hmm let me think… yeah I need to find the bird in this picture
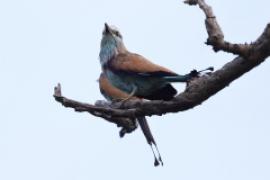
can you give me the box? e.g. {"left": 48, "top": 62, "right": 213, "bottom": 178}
{"left": 99, "top": 23, "right": 200, "bottom": 101}
{"left": 98, "top": 72, "right": 163, "bottom": 166}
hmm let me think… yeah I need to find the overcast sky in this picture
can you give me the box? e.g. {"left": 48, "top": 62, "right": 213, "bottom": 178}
{"left": 1, "top": 0, "right": 270, "bottom": 180}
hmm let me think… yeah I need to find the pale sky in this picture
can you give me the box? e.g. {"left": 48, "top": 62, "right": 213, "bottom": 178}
{"left": 1, "top": 0, "right": 270, "bottom": 180}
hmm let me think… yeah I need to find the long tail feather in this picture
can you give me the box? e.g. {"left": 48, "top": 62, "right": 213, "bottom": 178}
{"left": 163, "top": 67, "right": 214, "bottom": 83}
{"left": 162, "top": 74, "right": 190, "bottom": 82}
{"left": 137, "top": 117, "right": 163, "bottom": 166}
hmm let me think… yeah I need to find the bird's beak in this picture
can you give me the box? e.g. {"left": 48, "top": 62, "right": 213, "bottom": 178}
{"left": 104, "top": 23, "right": 112, "bottom": 34}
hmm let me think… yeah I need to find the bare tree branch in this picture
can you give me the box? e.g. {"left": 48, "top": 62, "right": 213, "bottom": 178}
{"left": 54, "top": 84, "right": 137, "bottom": 132}
{"left": 185, "top": 0, "right": 252, "bottom": 57}
{"left": 53, "top": 0, "right": 270, "bottom": 130}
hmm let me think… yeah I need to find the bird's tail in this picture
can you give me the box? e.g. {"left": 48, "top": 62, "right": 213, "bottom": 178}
{"left": 137, "top": 117, "right": 163, "bottom": 166}
{"left": 162, "top": 74, "right": 191, "bottom": 82}
{"left": 162, "top": 66, "right": 214, "bottom": 83}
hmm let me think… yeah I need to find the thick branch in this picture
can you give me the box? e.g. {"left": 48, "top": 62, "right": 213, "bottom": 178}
{"left": 53, "top": 0, "right": 270, "bottom": 130}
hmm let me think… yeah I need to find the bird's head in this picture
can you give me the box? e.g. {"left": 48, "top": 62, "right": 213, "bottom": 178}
{"left": 100, "top": 23, "right": 126, "bottom": 51}
{"left": 102, "top": 23, "right": 123, "bottom": 39}
{"left": 99, "top": 23, "right": 126, "bottom": 65}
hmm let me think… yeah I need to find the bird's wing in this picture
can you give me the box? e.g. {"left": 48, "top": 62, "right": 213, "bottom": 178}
{"left": 99, "top": 73, "right": 137, "bottom": 100}
{"left": 109, "top": 53, "right": 178, "bottom": 77}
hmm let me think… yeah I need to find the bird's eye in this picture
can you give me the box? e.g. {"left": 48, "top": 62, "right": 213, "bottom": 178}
{"left": 113, "top": 31, "right": 122, "bottom": 38}
{"left": 115, "top": 31, "right": 120, "bottom": 36}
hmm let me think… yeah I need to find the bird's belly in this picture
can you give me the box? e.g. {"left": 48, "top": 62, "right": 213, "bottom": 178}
{"left": 105, "top": 70, "right": 167, "bottom": 96}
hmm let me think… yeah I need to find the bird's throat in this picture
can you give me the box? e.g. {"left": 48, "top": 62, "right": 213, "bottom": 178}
{"left": 99, "top": 38, "right": 118, "bottom": 66}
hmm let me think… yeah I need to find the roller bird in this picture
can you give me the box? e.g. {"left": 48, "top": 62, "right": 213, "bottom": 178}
{"left": 99, "top": 23, "right": 203, "bottom": 101}
{"left": 98, "top": 73, "right": 163, "bottom": 166}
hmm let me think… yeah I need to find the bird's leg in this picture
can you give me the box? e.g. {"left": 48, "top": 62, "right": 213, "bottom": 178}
{"left": 110, "top": 86, "right": 137, "bottom": 104}
{"left": 120, "top": 86, "right": 137, "bottom": 103}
